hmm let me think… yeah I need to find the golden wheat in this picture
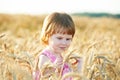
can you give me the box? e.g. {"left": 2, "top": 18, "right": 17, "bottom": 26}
{"left": 0, "top": 14, "right": 120, "bottom": 80}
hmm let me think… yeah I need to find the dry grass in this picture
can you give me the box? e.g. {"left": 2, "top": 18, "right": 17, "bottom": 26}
{"left": 0, "top": 14, "right": 120, "bottom": 80}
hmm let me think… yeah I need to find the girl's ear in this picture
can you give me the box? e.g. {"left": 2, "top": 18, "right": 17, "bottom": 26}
{"left": 47, "top": 34, "right": 52, "bottom": 44}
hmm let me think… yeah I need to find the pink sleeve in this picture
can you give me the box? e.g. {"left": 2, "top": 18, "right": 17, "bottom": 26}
{"left": 62, "top": 63, "right": 72, "bottom": 80}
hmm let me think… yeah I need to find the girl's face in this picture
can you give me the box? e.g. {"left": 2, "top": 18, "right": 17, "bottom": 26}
{"left": 48, "top": 33, "right": 72, "bottom": 54}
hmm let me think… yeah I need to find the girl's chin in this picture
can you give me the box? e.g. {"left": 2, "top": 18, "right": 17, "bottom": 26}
{"left": 54, "top": 48, "right": 67, "bottom": 54}
{"left": 57, "top": 50, "right": 66, "bottom": 53}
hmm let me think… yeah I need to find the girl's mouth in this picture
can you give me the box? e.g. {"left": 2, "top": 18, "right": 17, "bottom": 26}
{"left": 59, "top": 47, "right": 66, "bottom": 50}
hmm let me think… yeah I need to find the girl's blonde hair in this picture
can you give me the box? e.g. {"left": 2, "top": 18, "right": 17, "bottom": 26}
{"left": 40, "top": 12, "right": 75, "bottom": 45}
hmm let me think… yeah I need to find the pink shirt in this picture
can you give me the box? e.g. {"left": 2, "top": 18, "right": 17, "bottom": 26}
{"left": 33, "top": 49, "right": 72, "bottom": 80}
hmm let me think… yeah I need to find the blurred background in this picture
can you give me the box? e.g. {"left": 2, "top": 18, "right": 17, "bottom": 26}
{"left": 0, "top": 0, "right": 120, "bottom": 15}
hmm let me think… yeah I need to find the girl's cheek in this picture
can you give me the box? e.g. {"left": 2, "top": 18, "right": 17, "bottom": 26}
{"left": 67, "top": 40, "right": 72, "bottom": 44}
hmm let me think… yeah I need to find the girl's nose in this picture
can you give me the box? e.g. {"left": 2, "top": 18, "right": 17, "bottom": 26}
{"left": 62, "top": 39, "right": 67, "bottom": 44}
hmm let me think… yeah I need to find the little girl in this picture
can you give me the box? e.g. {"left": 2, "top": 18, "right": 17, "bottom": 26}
{"left": 33, "top": 12, "right": 76, "bottom": 80}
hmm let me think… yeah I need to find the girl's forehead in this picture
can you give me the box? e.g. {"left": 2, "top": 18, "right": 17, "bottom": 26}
{"left": 52, "top": 33, "right": 72, "bottom": 38}
{"left": 54, "top": 27, "right": 72, "bottom": 34}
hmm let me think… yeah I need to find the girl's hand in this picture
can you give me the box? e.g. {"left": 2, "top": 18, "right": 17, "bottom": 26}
{"left": 54, "top": 55, "right": 63, "bottom": 76}
{"left": 54, "top": 55, "right": 63, "bottom": 68}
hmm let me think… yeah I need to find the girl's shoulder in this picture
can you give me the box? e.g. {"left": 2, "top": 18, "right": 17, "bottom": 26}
{"left": 37, "top": 49, "right": 49, "bottom": 60}
{"left": 38, "top": 49, "right": 51, "bottom": 63}
{"left": 39, "top": 54, "right": 50, "bottom": 62}
{"left": 39, "top": 49, "right": 56, "bottom": 63}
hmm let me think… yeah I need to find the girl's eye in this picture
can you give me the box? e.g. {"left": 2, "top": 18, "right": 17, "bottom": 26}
{"left": 57, "top": 37, "right": 62, "bottom": 40}
{"left": 66, "top": 38, "right": 72, "bottom": 41}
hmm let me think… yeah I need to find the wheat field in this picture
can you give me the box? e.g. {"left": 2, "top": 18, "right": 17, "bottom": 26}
{"left": 0, "top": 14, "right": 120, "bottom": 80}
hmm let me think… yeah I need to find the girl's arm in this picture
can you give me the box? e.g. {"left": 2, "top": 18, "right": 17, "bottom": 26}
{"left": 38, "top": 55, "right": 55, "bottom": 78}
{"left": 32, "top": 55, "right": 49, "bottom": 80}
{"left": 38, "top": 55, "right": 50, "bottom": 69}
